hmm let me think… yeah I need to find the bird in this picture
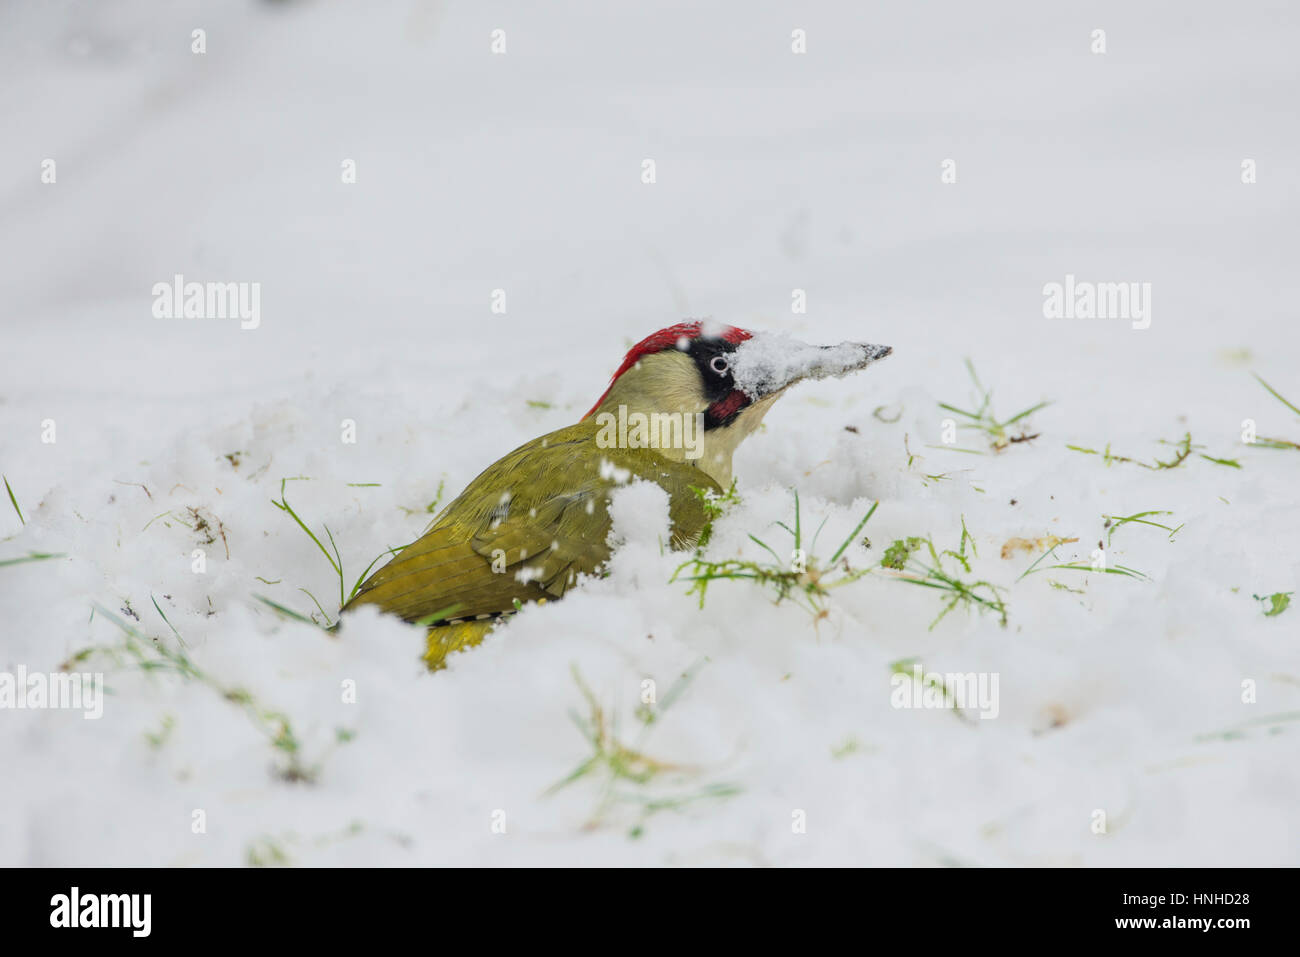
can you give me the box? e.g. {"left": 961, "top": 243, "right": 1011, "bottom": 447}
{"left": 342, "top": 320, "right": 892, "bottom": 668}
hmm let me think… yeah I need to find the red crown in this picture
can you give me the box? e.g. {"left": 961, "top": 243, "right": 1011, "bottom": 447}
{"left": 585, "top": 321, "right": 752, "bottom": 417}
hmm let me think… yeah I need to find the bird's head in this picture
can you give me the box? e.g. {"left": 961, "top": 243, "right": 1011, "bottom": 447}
{"left": 585, "top": 320, "right": 892, "bottom": 487}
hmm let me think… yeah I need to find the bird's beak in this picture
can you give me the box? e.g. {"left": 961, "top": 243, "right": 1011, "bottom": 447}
{"left": 730, "top": 335, "right": 893, "bottom": 401}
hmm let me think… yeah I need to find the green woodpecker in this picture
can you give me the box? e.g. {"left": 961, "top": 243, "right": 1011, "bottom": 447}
{"left": 343, "top": 321, "right": 891, "bottom": 668}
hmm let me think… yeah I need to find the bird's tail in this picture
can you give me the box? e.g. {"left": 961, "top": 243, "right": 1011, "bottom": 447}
{"left": 424, "top": 619, "right": 497, "bottom": 670}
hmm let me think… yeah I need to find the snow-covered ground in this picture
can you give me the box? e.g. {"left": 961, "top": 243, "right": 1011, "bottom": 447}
{"left": 2, "top": 0, "right": 1298, "bottom": 866}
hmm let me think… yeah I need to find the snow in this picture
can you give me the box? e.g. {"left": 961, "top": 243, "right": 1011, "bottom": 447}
{"left": 2, "top": 0, "right": 1299, "bottom": 866}
{"left": 730, "top": 334, "right": 891, "bottom": 398}
{"left": 605, "top": 481, "right": 671, "bottom": 550}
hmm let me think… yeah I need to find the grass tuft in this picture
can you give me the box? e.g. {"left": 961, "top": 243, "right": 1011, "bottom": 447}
{"left": 937, "top": 359, "right": 1050, "bottom": 452}
{"left": 1018, "top": 545, "right": 1148, "bottom": 583}
{"left": 1102, "top": 510, "right": 1183, "bottom": 546}
{"left": 687, "top": 478, "right": 741, "bottom": 552}
{"left": 75, "top": 603, "right": 341, "bottom": 782}
{"left": 671, "top": 493, "right": 878, "bottom": 620}
{"left": 881, "top": 521, "right": 1007, "bottom": 629}
{"left": 1070, "top": 433, "right": 1243, "bottom": 470}
{"left": 547, "top": 663, "right": 739, "bottom": 836}
{"left": 271, "top": 478, "right": 346, "bottom": 616}
{"left": 269, "top": 477, "right": 411, "bottom": 625}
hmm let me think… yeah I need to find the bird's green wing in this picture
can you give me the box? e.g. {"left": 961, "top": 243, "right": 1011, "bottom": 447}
{"left": 343, "top": 420, "right": 719, "bottom": 624}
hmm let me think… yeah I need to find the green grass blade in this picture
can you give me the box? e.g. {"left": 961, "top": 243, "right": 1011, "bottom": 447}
{"left": 3, "top": 476, "right": 23, "bottom": 525}
{"left": 746, "top": 535, "right": 784, "bottom": 565}
{"left": 348, "top": 545, "right": 406, "bottom": 603}
{"left": 792, "top": 490, "right": 801, "bottom": 552}
{"left": 1016, "top": 545, "right": 1060, "bottom": 582}
{"left": 830, "top": 501, "right": 879, "bottom": 564}
{"left": 1199, "top": 454, "right": 1241, "bottom": 468}
{"left": 254, "top": 594, "right": 325, "bottom": 627}
{"left": 0, "top": 551, "right": 65, "bottom": 568}
{"left": 936, "top": 402, "right": 983, "bottom": 421}
{"left": 151, "top": 593, "right": 187, "bottom": 647}
{"left": 1253, "top": 373, "right": 1300, "bottom": 417}
{"left": 412, "top": 603, "right": 467, "bottom": 627}
{"left": 1000, "top": 400, "right": 1052, "bottom": 427}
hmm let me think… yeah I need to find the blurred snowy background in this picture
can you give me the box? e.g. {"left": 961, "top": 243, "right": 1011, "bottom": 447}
{"left": 1, "top": 0, "right": 1297, "bottom": 865}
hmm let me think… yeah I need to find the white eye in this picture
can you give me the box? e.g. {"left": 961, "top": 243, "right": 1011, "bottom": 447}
{"left": 709, "top": 355, "right": 730, "bottom": 375}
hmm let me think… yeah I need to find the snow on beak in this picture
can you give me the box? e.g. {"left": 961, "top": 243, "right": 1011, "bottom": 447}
{"left": 729, "top": 335, "right": 893, "bottom": 400}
